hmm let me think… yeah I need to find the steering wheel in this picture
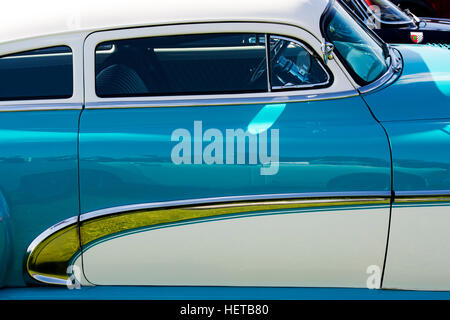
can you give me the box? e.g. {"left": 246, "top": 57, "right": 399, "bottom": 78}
{"left": 249, "top": 39, "right": 288, "bottom": 84}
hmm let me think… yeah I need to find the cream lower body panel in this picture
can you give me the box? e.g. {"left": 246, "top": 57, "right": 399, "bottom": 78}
{"left": 79, "top": 207, "right": 389, "bottom": 287}
{"left": 383, "top": 203, "right": 450, "bottom": 291}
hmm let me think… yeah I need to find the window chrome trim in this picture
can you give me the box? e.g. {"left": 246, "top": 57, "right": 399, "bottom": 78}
{"left": 85, "top": 89, "right": 357, "bottom": 109}
{"left": 85, "top": 22, "right": 359, "bottom": 106}
{"left": 93, "top": 33, "right": 332, "bottom": 98}
{"left": 265, "top": 34, "right": 272, "bottom": 93}
{"left": 269, "top": 35, "right": 331, "bottom": 91}
{"left": 0, "top": 33, "right": 86, "bottom": 110}
{"left": 358, "top": 63, "right": 395, "bottom": 94}
{"left": 323, "top": 1, "right": 400, "bottom": 92}
{"left": 0, "top": 102, "right": 82, "bottom": 112}
{"left": 271, "top": 83, "right": 331, "bottom": 90}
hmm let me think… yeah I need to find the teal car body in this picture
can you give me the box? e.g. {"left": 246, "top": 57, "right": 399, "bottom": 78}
{"left": 0, "top": 0, "right": 449, "bottom": 294}
{"left": 363, "top": 45, "right": 450, "bottom": 192}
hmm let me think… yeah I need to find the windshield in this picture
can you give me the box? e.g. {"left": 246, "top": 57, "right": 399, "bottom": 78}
{"left": 359, "top": 0, "right": 412, "bottom": 23}
{"left": 324, "top": 2, "right": 389, "bottom": 84}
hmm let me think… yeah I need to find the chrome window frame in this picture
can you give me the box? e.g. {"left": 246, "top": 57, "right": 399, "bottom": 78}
{"left": 84, "top": 22, "right": 359, "bottom": 109}
{"left": 321, "top": 0, "right": 401, "bottom": 89}
{"left": 0, "top": 46, "right": 74, "bottom": 101}
{"left": 0, "top": 33, "right": 85, "bottom": 112}
{"left": 358, "top": 46, "right": 402, "bottom": 94}
{"left": 268, "top": 34, "right": 332, "bottom": 91}
{"left": 95, "top": 32, "right": 270, "bottom": 97}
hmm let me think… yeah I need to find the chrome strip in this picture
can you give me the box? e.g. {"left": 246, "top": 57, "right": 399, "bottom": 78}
{"left": 26, "top": 191, "right": 391, "bottom": 286}
{"left": 265, "top": 34, "right": 271, "bottom": 93}
{"left": 358, "top": 64, "right": 395, "bottom": 94}
{"left": 26, "top": 190, "right": 450, "bottom": 286}
{"left": 271, "top": 83, "right": 330, "bottom": 90}
{"left": 25, "top": 216, "right": 78, "bottom": 258}
{"left": 395, "top": 190, "right": 450, "bottom": 197}
{"left": 32, "top": 274, "right": 68, "bottom": 286}
{"left": 81, "top": 191, "right": 391, "bottom": 221}
{"left": 395, "top": 198, "right": 450, "bottom": 204}
{"left": 0, "top": 103, "right": 82, "bottom": 112}
{"left": 394, "top": 190, "right": 450, "bottom": 204}
{"left": 24, "top": 215, "right": 79, "bottom": 286}
{"left": 85, "top": 90, "right": 357, "bottom": 109}
{"left": 26, "top": 191, "right": 391, "bottom": 256}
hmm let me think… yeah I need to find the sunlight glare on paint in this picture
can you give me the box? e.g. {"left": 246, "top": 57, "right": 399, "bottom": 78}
{"left": 408, "top": 46, "right": 450, "bottom": 97}
{"left": 247, "top": 104, "right": 286, "bottom": 135}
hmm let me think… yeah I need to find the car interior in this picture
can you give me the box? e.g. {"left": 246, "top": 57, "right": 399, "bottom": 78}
{"left": 94, "top": 33, "right": 330, "bottom": 98}
{"left": 0, "top": 46, "right": 73, "bottom": 100}
{"left": 95, "top": 34, "right": 269, "bottom": 97}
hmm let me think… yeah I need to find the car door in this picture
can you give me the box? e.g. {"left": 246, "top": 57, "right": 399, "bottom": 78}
{"left": 78, "top": 23, "right": 392, "bottom": 287}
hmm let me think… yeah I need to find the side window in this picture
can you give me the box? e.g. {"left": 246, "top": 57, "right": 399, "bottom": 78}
{"left": 95, "top": 33, "right": 268, "bottom": 97}
{"left": 0, "top": 46, "right": 73, "bottom": 101}
{"left": 269, "top": 36, "right": 330, "bottom": 90}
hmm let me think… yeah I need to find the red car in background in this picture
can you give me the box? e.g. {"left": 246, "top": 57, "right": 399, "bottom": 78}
{"left": 391, "top": 0, "right": 450, "bottom": 18}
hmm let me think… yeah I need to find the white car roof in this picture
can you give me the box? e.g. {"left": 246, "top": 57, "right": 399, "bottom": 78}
{"left": 0, "top": 0, "right": 330, "bottom": 45}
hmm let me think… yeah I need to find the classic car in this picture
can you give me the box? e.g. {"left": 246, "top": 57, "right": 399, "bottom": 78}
{"left": 0, "top": 0, "right": 449, "bottom": 295}
{"left": 340, "top": 0, "right": 450, "bottom": 48}
{"left": 391, "top": 0, "right": 450, "bottom": 18}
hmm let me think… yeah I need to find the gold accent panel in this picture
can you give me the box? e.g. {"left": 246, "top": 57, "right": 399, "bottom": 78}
{"left": 26, "top": 224, "right": 79, "bottom": 283}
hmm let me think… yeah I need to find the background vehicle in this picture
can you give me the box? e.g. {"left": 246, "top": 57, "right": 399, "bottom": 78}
{"left": 0, "top": 0, "right": 450, "bottom": 297}
{"left": 341, "top": 0, "right": 450, "bottom": 47}
{"left": 391, "top": 0, "right": 450, "bottom": 18}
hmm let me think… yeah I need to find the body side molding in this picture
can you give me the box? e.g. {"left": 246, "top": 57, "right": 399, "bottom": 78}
{"left": 27, "top": 191, "right": 397, "bottom": 285}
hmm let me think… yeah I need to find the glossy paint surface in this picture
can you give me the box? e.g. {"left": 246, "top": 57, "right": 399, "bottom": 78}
{"left": 360, "top": 44, "right": 450, "bottom": 291}
{"left": 363, "top": 45, "right": 450, "bottom": 121}
{"left": 383, "top": 120, "right": 450, "bottom": 192}
{"left": 77, "top": 96, "right": 392, "bottom": 287}
{"left": 79, "top": 97, "right": 391, "bottom": 213}
{"left": 0, "top": 110, "right": 80, "bottom": 286}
